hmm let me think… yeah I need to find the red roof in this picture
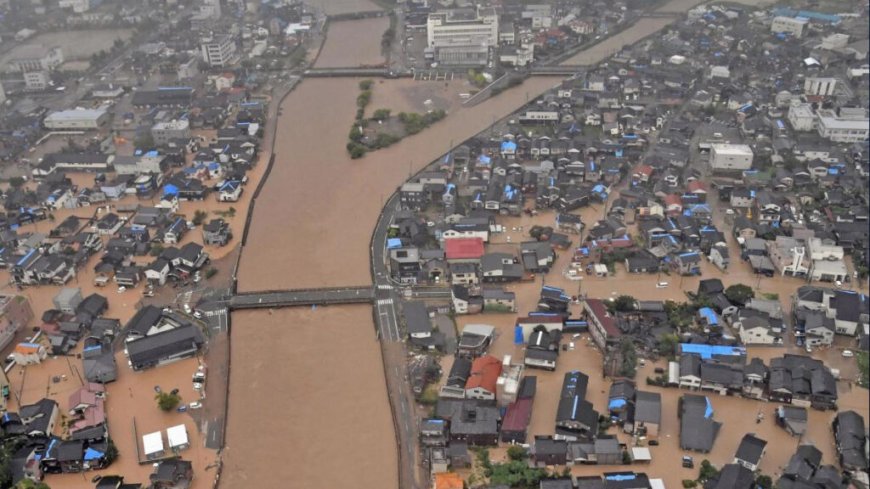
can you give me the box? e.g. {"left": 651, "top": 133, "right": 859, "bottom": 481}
{"left": 585, "top": 299, "right": 621, "bottom": 338}
{"left": 445, "top": 237, "right": 485, "bottom": 260}
{"left": 634, "top": 165, "right": 654, "bottom": 176}
{"left": 465, "top": 355, "right": 503, "bottom": 393}
{"left": 687, "top": 180, "right": 708, "bottom": 193}
{"left": 502, "top": 398, "right": 533, "bottom": 432}
{"left": 663, "top": 194, "right": 682, "bottom": 208}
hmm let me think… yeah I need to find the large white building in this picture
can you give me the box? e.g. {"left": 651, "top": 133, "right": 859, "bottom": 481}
{"left": 427, "top": 8, "right": 498, "bottom": 48}
{"left": 201, "top": 36, "right": 238, "bottom": 67}
{"left": 710, "top": 144, "right": 754, "bottom": 172}
{"left": 10, "top": 45, "right": 64, "bottom": 73}
{"left": 770, "top": 16, "right": 808, "bottom": 38}
{"left": 43, "top": 108, "right": 109, "bottom": 130}
{"left": 804, "top": 76, "right": 838, "bottom": 96}
{"left": 816, "top": 108, "right": 870, "bottom": 143}
{"left": 788, "top": 103, "right": 816, "bottom": 131}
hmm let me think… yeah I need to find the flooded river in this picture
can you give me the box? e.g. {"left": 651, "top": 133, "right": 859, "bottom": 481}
{"left": 221, "top": 306, "right": 397, "bottom": 489}
{"left": 236, "top": 76, "right": 556, "bottom": 291}
{"left": 316, "top": 17, "right": 390, "bottom": 68}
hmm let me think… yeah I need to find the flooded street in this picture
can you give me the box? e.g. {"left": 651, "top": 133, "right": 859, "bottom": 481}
{"left": 221, "top": 306, "right": 397, "bottom": 489}
{"left": 315, "top": 17, "right": 390, "bottom": 68}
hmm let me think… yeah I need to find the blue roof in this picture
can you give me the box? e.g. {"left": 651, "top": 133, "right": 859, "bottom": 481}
{"left": 606, "top": 474, "right": 637, "bottom": 481}
{"left": 163, "top": 184, "right": 179, "bottom": 196}
{"left": 515, "top": 325, "right": 524, "bottom": 344}
{"left": 478, "top": 155, "right": 491, "bottom": 165}
{"left": 501, "top": 141, "right": 517, "bottom": 152}
{"left": 386, "top": 238, "right": 402, "bottom": 249}
{"left": 609, "top": 398, "right": 627, "bottom": 410}
{"left": 680, "top": 343, "right": 745, "bottom": 359}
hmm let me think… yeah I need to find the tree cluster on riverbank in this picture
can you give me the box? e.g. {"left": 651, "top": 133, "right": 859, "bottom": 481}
{"left": 346, "top": 80, "right": 447, "bottom": 159}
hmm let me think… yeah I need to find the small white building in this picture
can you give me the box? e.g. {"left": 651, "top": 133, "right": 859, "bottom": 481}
{"left": 816, "top": 108, "right": 870, "bottom": 143}
{"left": 143, "top": 431, "right": 165, "bottom": 460}
{"left": 710, "top": 144, "right": 753, "bottom": 172}
{"left": 166, "top": 424, "right": 190, "bottom": 451}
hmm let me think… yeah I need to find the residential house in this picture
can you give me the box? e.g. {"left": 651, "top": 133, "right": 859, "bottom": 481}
{"left": 150, "top": 458, "right": 194, "bottom": 489}
{"left": 733, "top": 434, "right": 767, "bottom": 472}
{"left": 584, "top": 299, "right": 621, "bottom": 350}
{"left": 833, "top": 411, "right": 868, "bottom": 471}
{"left": 465, "top": 355, "right": 502, "bottom": 401}
{"left": 679, "top": 394, "right": 720, "bottom": 453}
{"left": 202, "top": 219, "right": 232, "bottom": 246}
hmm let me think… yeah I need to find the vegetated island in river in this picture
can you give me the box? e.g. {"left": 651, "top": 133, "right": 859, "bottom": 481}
{"left": 347, "top": 79, "right": 446, "bottom": 159}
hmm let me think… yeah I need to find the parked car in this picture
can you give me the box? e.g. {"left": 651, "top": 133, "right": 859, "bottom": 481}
{"left": 682, "top": 456, "right": 694, "bottom": 468}
{"left": 842, "top": 350, "right": 854, "bottom": 358}
{"left": 189, "top": 401, "right": 202, "bottom": 410}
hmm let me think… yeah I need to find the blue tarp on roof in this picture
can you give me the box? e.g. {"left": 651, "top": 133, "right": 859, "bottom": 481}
{"left": 605, "top": 474, "right": 637, "bottom": 481}
{"left": 84, "top": 448, "right": 104, "bottom": 461}
{"left": 699, "top": 307, "right": 719, "bottom": 326}
{"left": 501, "top": 141, "right": 517, "bottom": 152}
{"left": 705, "top": 397, "right": 713, "bottom": 418}
{"left": 386, "top": 238, "right": 402, "bottom": 249}
{"left": 478, "top": 155, "right": 491, "bottom": 165}
{"left": 609, "top": 399, "right": 627, "bottom": 410}
{"left": 680, "top": 343, "right": 745, "bottom": 359}
{"left": 515, "top": 325, "right": 524, "bottom": 344}
{"left": 163, "top": 184, "right": 179, "bottom": 196}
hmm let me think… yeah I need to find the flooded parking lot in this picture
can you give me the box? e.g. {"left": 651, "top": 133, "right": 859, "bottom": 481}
{"left": 221, "top": 306, "right": 397, "bottom": 489}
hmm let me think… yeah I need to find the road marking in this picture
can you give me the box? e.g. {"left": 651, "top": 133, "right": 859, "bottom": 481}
{"left": 377, "top": 298, "right": 394, "bottom": 306}
{"left": 377, "top": 284, "right": 393, "bottom": 290}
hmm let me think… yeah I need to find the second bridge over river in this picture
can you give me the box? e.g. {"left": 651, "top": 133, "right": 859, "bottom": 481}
{"left": 228, "top": 286, "right": 376, "bottom": 309}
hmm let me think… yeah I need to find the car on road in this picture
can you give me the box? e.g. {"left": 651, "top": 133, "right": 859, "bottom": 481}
{"left": 656, "top": 282, "right": 669, "bottom": 288}
{"left": 842, "top": 350, "right": 854, "bottom": 358}
{"left": 189, "top": 401, "right": 202, "bottom": 410}
{"left": 177, "top": 405, "right": 188, "bottom": 413}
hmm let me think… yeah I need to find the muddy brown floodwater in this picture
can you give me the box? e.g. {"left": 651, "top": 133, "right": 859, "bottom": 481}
{"left": 221, "top": 306, "right": 397, "bottom": 489}
{"left": 316, "top": 17, "right": 390, "bottom": 68}
{"left": 237, "top": 76, "right": 556, "bottom": 291}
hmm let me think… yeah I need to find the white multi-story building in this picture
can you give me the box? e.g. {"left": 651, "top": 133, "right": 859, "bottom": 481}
{"left": 804, "top": 76, "right": 838, "bottom": 96}
{"left": 770, "top": 16, "right": 808, "bottom": 38}
{"left": 201, "top": 36, "right": 238, "bottom": 67}
{"left": 788, "top": 103, "right": 816, "bottom": 131}
{"left": 23, "top": 71, "right": 50, "bottom": 91}
{"left": 10, "top": 45, "right": 64, "bottom": 72}
{"left": 710, "top": 144, "right": 753, "bottom": 171}
{"left": 816, "top": 108, "right": 870, "bottom": 143}
{"left": 427, "top": 8, "right": 498, "bottom": 57}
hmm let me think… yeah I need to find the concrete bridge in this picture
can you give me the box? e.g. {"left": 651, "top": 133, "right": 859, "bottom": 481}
{"left": 228, "top": 286, "right": 375, "bottom": 309}
{"left": 529, "top": 66, "right": 586, "bottom": 76}
{"left": 303, "top": 68, "right": 407, "bottom": 78}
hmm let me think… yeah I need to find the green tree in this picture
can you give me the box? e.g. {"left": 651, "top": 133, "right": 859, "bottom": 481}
{"left": 619, "top": 337, "right": 638, "bottom": 378}
{"left": 372, "top": 108, "right": 391, "bottom": 121}
{"left": 657, "top": 333, "right": 681, "bottom": 359}
{"left": 612, "top": 295, "right": 636, "bottom": 312}
{"left": 724, "top": 284, "right": 755, "bottom": 305}
{"left": 105, "top": 438, "right": 119, "bottom": 465}
{"left": 150, "top": 244, "right": 165, "bottom": 257}
{"left": 755, "top": 475, "right": 773, "bottom": 489}
{"left": 698, "top": 460, "right": 719, "bottom": 482}
{"left": 857, "top": 351, "right": 869, "bottom": 388}
{"left": 134, "top": 133, "right": 155, "bottom": 150}
{"left": 506, "top": 445, "right": 527, "bottom": 461}
{"left": 155, "top": 392, "right": 181, "bottom": 412}
{"left": 15, "top": 480, "right": 51, "bottom": 489}
{"left": 8, "top": 177, "right": 25, "bottom": 189}
{"left": 358, "top": 79, "right": 373, "bottom": 90}
{"left": 192, "top": 210, "right": 208, "bottom": 226}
